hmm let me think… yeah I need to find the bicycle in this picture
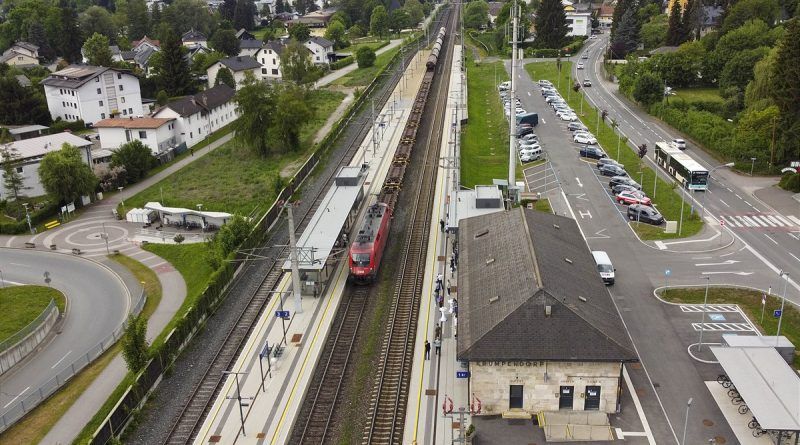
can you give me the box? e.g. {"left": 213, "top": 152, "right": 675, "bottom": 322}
{"left": 717, "top": 374, "right": 733, "bottom": 388}
{"left": 753, "top": 427, "right": 767, "bottom": 438}
{"left": 738, "top": 404, "right": 749, "bottom": 414}
{"left": 727, "top": 388, "right": 739, "bottom": 398}
{"left": 731, "top": 396, "right": 744, "bottom": 405}
{"left": 748, "top": 418, "right": 760, "bottom": 429}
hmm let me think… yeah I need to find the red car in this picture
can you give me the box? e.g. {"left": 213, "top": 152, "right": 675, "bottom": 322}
{"left": 616, "top": 190, "right": 651, "bottom": 206}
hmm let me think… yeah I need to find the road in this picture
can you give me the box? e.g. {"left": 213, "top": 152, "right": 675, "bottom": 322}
{"left": 507, "top": 50, "right": 795, "bottom": 444}
{"left": 576, "top": 35, "right": 800, "bottom": 300}
{"left": 0, "top": 249, "right": 130, "bottom": 421}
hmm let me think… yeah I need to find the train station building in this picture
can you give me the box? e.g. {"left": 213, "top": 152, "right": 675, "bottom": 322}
{"left": 457, "top": 208, "right": 638, "bottom": 417}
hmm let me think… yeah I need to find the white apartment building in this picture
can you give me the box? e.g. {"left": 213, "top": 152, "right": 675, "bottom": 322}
{"left": 41, "top": 66, "right": 144, "bottom": 125}
{"left": 254, "top": 41, "right": 286, "bottom": 81}
{"left": 206, "top": 56, "right": 261, "bottom": 89}
{"left": 566, "top": 11, "right": 592, "bottom": 37}
{"left": 0, "top": 132, "right": 93, "bottom": 199}
{"left": 94, "top": 117, "right": 178, "bottom": 157}
{"left": 152, "top": 84, "right": 238, "bottom": 148}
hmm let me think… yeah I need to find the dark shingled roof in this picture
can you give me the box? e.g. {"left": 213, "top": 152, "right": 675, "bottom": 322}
{"left": 239, "top": 39, "right": 264, "bottom": 49}
{"left": 182, "top": 28, "right": 207, "bottom": 42}
{"left": 260, "top": 40, "right": 287, "bottom": 55}
{"left": 456, "top": 208, "right": 638, "bottom": 363}
{"left": 159, "top": 84, "right": 235, "bottom": 117}
{"left": 308, "top": 36, "right": 333, "bottom": 48}
{"left": 218, "top": 55, "right": 261, "bottom": 71}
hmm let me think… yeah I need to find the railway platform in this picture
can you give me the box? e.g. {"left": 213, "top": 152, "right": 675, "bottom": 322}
{"left": 403, "top": 44, "right": 473, "bottom": 445}
{"left": 191, "top": 49, "right": 431, "bottom": 445}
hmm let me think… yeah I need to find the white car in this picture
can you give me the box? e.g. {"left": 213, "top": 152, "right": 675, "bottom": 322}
{"left": 577, "top": 62, "right": 585, "bottom": 69}
{"left": 498, "top": 81, "right": 511, "bottom": 91}
{"left": 556, "top": 110, "right": 577, "bottom": 119}
{"left": 672, "top": 138, "right": 687, "bottom": 150}
{"left": 589, "top": 35, "right": 597, "bottom": 39}
{"left": 520, "top": 152, "right": 541, "bottom": 163}
{"left": 573, "top": 130, "right": 593, "bottom": 138}
{"left": 519, "top": 143, "right": 541, "bottom": 152}
{"left": 519, "top": 134, "right": 538, "bottom": 143}
{"left": 538, "top": 80, "right": 553, "bottom": 87}
{"left": 574, "top": 133, "right": 598, "bottom": 144}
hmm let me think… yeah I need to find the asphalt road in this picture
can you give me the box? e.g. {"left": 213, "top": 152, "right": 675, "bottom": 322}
{"left": 504, "top": 56, "right": 786, "bottom": 444}
{"left": 576, "top": 35, "right": 800, "bottom": 301}
{"left": 0, "top": 249, "right": 130, "bottom": 420}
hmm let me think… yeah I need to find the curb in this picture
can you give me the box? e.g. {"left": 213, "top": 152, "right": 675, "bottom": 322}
{"left": 635, "top": 224, "right": 736, "bottom": 254}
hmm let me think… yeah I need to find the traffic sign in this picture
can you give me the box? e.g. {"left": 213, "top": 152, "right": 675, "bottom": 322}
{"left": 774, "top": 310, "right": 782, "bottom": 318}
{"left": 275, "top": 310, "right": 290, "bottom": 319}
{"left": 456, "top": 371, "right": 470, "bottom": 379}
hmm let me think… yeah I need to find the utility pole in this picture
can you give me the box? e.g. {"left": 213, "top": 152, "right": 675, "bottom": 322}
{"left": 507, "top": 0, "right": 519, "bottom": 204}
{"left": 285, "top": 203, "right": 303, "bottom": 314}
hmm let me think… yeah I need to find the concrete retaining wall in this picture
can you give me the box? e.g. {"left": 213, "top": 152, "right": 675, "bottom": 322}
{"left": 0, "top": 301, "right": 59, "bottom": 375}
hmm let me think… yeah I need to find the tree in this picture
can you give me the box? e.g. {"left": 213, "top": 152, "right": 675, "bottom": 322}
{"left": 220, "top": 0, "right": 237, "bottom": 21}
{"left": 330, "top": 10, "right": 351, "bottom": 27}
{"left": 261, "top": 26, "right": 278, "bottom": 42}
{"left": 389, "top": 9, "right": 411, "bottom": 33}
{"left": 121, "top": 314, "right": 149, "bottom": 373}
{"left": 84, "top": 33, "right": 115, "bottom": 66}
{"left": 370, "top": 5, "right": 389, "bottom": 38}
{"left": 463, "top": 0, "right": 489, "bottom": 29}
{"left": 348, "top": 24, "right": 365, "bottom": 38}
{"left": 38, "top": 144, "right": 98, "bottom": 204}
{"left": 404, "top": 0, "right": 425, "bottom": 25}
{"left": 0, "top": 76, "right": 50, "bottom": 125}
{"left": 682, "top": 0, "right": 703, "bottom": 41}
{"left": 610, "top": 8, "right": 640, "bottom": 58}
{"left": 356, "top": 46, "right": 376, "bottom": 68}
{"left": 665, "top": 0, "right": 686, "bottom": 46}
{"left": 275, "top": 0, "right": 286, "bottom": 13}
{"left": 534, "top": 0, "right": 568, "bottom": 48}
{"left": 633, "top": 72, "right": 663, "bottom": 105}
{"left": 25, "top": 22, "right": 52, "bottom": 61}
{"left": 156, "top": 30, "right": 193, "bottom": 96}
{"left": 210, "top": 28, "right": 240, "bottom": 56}
{"left": 745, "top": 47, "right": 777, "bottom": 110}
{"left": 324, "top": 20, "right": 348, "bottom": 49}
{"left": 770, "top": 18, "right": 800, "bottom": 163}
{"left": 111, "top": 140, "right": 156, "bottom": 182}
{"left": 611, "top": 0, "right": 638, "bottom": 38}
{"left": 280, "top": 39, "right": 314, "bottom": 84}
{"left": 271, "top": 84, "right": 313, "bottom": 152}
{"left": 1, "top": 146, "right": 29, "bottom": 202}
{"left": 233, "top": 0, "right": 257, "bottom": 30}
{"left": 58, "top": 0, "right": 83, "bottom": 63}
{"left": 215, "top": 66, "right": 236, "bottom": 87}
{"left": 288, "top": 23, "right": 311, "bottom": 41}
{"left": 640, "top": 14, "right": 669, "bottom": 49}
{"left": 720, "top": 47, "right": 769, "bottom": 91}
{"left": 127, "top": 0, "right": 150, "bottom": 40}
{"left": 721, "top": 0, "right": 780, "bottom": 34}
{"left": 234, "top": 72, "right": 276, "bottom": 157}
{"left": 161, "top": 0, "right": 218, "bottom": 36}
{"left": 156, "top": 90, "right": 169, "bottom": 105}
{"left": 80, "top": 6, "right": 117, "bottom": 42}
{"left": 731, "top": 105, "right": 779, "bottom": 159}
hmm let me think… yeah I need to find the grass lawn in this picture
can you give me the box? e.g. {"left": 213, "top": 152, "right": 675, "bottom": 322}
{"left": 534, "top": 198, "right": 552, "bottom": 213}
{"left": 525, "top": 61, "right": 703, "bottom": 240}
{"left": 659, "top": 286, "right": 800, "bottom": 368}
{"left": 340, "top": 40, "right": 389, "bottom": 56}
{"left": 333, "top": 46, "right": 400, "bottom": 87}
{"left": 1, "top": 254, "right": 161, "bottom": 445}
{"left": 0, "top": 285, "right": 65, "bottom": 344}
{"left": 461, "top": 56, "right": 511, "bottom": 188}
{"left": 142, "top": 244, "right": 213, "bottom": 315}
{"left": 672, "top": 88, "right": 724, "bottom": 104}
{"left": 120, "top": 90, "right": 344, "bottom": 217}
{"left": 467, "top": 30, "right": 499, "bottom": 57}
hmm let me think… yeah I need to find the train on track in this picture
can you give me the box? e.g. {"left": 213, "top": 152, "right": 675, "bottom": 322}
{"left": 348, "top": 26, "right": 448, "bottom": 282}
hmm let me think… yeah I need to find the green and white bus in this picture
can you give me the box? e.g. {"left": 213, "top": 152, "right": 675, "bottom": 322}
{"left": 654, "top": 142, "right": 709, "bottom": 190}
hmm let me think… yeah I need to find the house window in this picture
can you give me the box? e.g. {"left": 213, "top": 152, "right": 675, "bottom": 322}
{"left": 271, "top": 69, "right": 278, "bottom": 75}
{"left": 128, "top": 108, "right": 133, "bottom": 114}
{"left": 117, "top": 73, "right": 122, "bottom": 79}
{"left": 16, "top": 166, "right": 22, "bottom": 173}
{"left": 101, "top": 113, "right": 106, "bottom": 119}
{"left": 272, "top": 58, "right": 276, "bottom": 64}
{"left": 125, "top": 130, "right": 131, "bottom": 141}
{"left": 119, "top": 85, "right": 124, "bottom": 91}
{"left": 190, "top": 132, "right": 193, "bottom": 138}
{"left": 99, "top": 100, "right": 103, "bottom": 106}
{"left": 138, "top": 131, "right": 147, "bottom": 138}
{"left": 95, "top": 77, "right": 99, "bottom": 82}
{"left": 262, "top": 68, "right": 267, "bottom": 74}
{"left": 121, "top": 97, "right": 126, "bottom": 103}
{"left": 62, "top": 101, "right": 65, "bottom": 107}
{"left": 97, "top": 88, "right": 101, "bottom": 94}
{"left": 123, "top": 109, "right": 127, "bottom": 115}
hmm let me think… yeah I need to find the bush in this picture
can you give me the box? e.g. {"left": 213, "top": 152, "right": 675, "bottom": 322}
{"left": 173, "top": 233, "right": 185, "bottom": 244}
{"left": 356, "top": 46, "right": 376, "bottom": 68}
{"left": 331, "top": 56, "right": 354, "bottom": 70}
{"left": 780, "top": 172, "right": 800, "bottom": 192}
{"left": 525, "top": 48, "right": 560, "bottom": 58}
{"left": 50, "top": 118, "right": 87, "bottom": 133}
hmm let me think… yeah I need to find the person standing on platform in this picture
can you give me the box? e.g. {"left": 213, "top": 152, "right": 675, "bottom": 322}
{"left": 434, "top": 337, "right": 442, "bottom": 355}
{"left": 440, "top": 219, "right": 445, "bottom": 232}
{"left": 435, "top": 324, "right": 441, "bottom": 340}
{"left": 446, "top": 280, "right": 451, "bottom": 295}
{"left": 425, "top": 340, "right": 430, "bottom": 359}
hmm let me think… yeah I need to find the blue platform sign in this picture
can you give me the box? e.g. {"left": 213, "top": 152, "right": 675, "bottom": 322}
{"left": 456, "top": 371, "right": 470, "bottom": 379}
{"left": 774, "top": 309, "right": 782, "bottom": 318}
{"left": 275, "top": 310, "right": 290, "bottom": 319}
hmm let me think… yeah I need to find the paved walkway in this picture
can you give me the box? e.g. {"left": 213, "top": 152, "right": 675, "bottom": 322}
{"left": 314, "top": 39, "right": 404, "bottom": 88}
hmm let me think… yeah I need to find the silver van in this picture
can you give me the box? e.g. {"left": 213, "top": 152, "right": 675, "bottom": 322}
{"left": 591, "top": 251, "right": 615, "bottom": 285}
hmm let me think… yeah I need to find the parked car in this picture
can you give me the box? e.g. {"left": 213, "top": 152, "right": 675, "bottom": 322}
{"left": 672, "top": 138, "right": 687, "bottom": 150}
{"left": 559, "top": 112, "right": 578, "bottom": 121}
{"left": 577, "top": 62, "right": 585, "bottom": 69}
{"left": 612, "top": 183, "right": 640, "bottom": 195}
{"left": 580, "top": 146, "right": 606, "bottom": 159}
{"left": 609, "top": 176, "right": 641, "bottom": 190}
{"left": 520, "top": 152, "right": 541, "bottom": 163}
{"left": 519, "top": 133, "right": 538, "bottom": 143}
{"left": 567, "top": 122, "right": 588, "bottom": 132}
{"left": 598, "top": 163, "right": 627, "bottom": 176}
{"left": 538, "top": 80, "right": 553, "bottom": 87}
{"left": 520, "top": 147, "right": 543, "bottom": 158}
{"left": 517, "top": 126, "right": 535, "bottom": 137}
{"left": 597, "top": 158, "right": 623, "bottom": 169}
{"left": 583, "top": 79, "right": 592, "bottom": 87}
{"left": 589, "top": 35, "right": 597, "bottom": 39}
{"left": 627, "top": 204, "right": 664, "bottom": 225}
{"left": 574, "top": 133, "right": 598, "bottom": 144}
{"left": 498, "top": 81, "right": 511, "bottom": 91}
{"left": 616, "top": 190, "right": 651, "bottom": 206}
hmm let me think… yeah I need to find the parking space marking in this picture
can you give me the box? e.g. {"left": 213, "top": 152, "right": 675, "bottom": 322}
{"left": 691, "top": 322, "right": 754, "bottom": 332}
{"left": 680, "top": 305, "right": 739, "bottom": 313}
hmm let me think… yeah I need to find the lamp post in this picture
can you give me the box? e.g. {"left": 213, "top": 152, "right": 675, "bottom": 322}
{"left": 22, "top": 202, "right": 33, "bottom": 234}
{"left": 701, "top": 163, "right": 736, "bottom": 220}
{"left": 118, "top": 186, "right": 125, "bottom": 217}
{"left": 682, "top": 398, "right": 693, "bottom": 445}
{"left": 222, "top": 371, "right": 253, "bottom": 437}
{"left": 698, "top": 276, "right": 710, "bottom": 350}
{"left": 101, "top": 222, "right": 110, "bottom": 255}
{"left": 749, "top": 157, "right": 756, "bottom": 177}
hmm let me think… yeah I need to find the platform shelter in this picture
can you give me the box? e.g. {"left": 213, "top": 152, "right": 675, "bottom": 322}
{"left": 282, "top": 164, "right": 367, "bottom": 295}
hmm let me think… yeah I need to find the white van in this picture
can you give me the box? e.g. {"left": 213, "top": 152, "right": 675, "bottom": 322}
{"left": 519, "top": 147, "right": 542, "bottom": 159}
{"left": 591, "top": 251, "right": 615, "bottom": 285}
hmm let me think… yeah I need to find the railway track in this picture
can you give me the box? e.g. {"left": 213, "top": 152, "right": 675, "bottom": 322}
{"left": 160, "top": 14, "right": 451, "bottom": 445}
{"left": 362, "top": 7, "right": 457, "bottom": 445}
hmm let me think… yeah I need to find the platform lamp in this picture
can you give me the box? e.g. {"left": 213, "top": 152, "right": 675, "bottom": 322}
{"left": 681, "top": 398, "right": 693, "bottom": 445}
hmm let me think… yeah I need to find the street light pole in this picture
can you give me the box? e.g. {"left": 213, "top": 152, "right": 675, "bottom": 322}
{"left": 698, "top": 277, "right": 710, "bottom": 350}
{"left": 102, "top": 222, "right": 110, "bottom": 255}
{"left": 22, "top": 202, "right": 33, "bottom": 234}
{"left": 750, "top": 157, "right": 756, "bottom": 177}
{"left": 681, "top": 398, "right": 693, "bottom": 445}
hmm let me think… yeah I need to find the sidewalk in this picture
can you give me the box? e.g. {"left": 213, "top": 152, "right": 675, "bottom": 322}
{"left": 314, "top": 39, "right": 403, "bottom": 88}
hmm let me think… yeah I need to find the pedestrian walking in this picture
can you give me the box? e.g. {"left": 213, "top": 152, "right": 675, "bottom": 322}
{"left": 190, "top": 147, "right": 194, "bottom": 156}
{"left": 439, "top": 219, "right": 445, "bottom": 232}
{"left": 434, "top": 337, "right": 441, "bottom": 355}
{"left": 437, "top": 273, "right": 443, "bottom": 284}
{"left": 453, "top": 298, "right": 458, "bottom": 316}
{"left": 424, "top": 340, "right": 430, "bottom": 360}
{"left": 446, "top": 280, "right": 451, "bottom": 295}
{"left": 435, "top": 324, "right": 441, "bottom": 340}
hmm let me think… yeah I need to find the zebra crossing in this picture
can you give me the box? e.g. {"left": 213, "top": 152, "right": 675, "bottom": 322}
{"left": 717, "top": 213, "right": 800, "bottom": 230}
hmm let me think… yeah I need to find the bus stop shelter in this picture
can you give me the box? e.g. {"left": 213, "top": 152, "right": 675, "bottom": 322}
{"left": 711, "top": 345, "right": 800, "bottom": 442}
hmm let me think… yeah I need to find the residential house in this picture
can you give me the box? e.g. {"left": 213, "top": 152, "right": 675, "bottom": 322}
{"left": 598, "top": 3, "right": 614, "bottom": 29}
{"left": 206, "top": 56, "right": 261, "bottom": 89}
{"left": 255, "top": 40, "right": 286, "bottom": 81}
{"left": 236, "top": 29, "right": 257, "bottom": 40}
{"left": 701, "top": 6, "right": 724, "bottom": 35}
{"left": 0, "top": 41, "right": 39, "bottom": 67}
{"left": 41, "top": 65, "right": 144, "bottom": 124}
{"left": 274, "top": 11, "right": 298, "bottom": 22}
{"left": 131, "top": 36, "right": 161, "bottom": 53}
{"left": 133, "top": 45, "right": 159, "bottom": 76}
{"left": 487, "top": 1, "right": 504, "bottom": 25}
{"left": 0, "top": 124, "right": 49, "bottom": 141}
{"left": 239, "top": 39, "right": 264, "bottom": 57}
{"left": 151, "top": 84, "right": 238, "bottom": 148}
{"left": 182, "top": 29, "right": 208, "bottom": 49}
{"left": 304, "top": 36, "right": 333, "bottom": 65}
{"left": 0, "top": 132, "right": 93, "bottom": 199}
{"left": 94, "top": 117, "right": 178, "bottom": 158}
{"left": 286, "top": 8, "right": 337, "bottom": 27}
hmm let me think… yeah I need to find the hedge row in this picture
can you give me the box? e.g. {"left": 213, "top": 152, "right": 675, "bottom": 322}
{"left": 649, "top": 102, "right": 735, "bottom": 159}
{"left": 0, "top": 202, "right": 60, "bottom": 235}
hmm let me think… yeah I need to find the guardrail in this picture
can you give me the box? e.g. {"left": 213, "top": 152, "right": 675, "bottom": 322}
{"left": 0, "top": 299, "right": 57, "bottom": 358}
{"left": 86, "top": 10, "right": 446, "bottom": 444}
{"left": 0, "top": 289, "right": 146, "bottom": 433}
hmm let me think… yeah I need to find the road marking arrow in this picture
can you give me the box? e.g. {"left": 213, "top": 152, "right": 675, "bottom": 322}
{"left": 569, "top": 193, "right": 590, "bottom": 201}
{"left": 694, "top": 260, "right": 741, "bottom": 267}
{"left": 576, "top": 177, "right": 583, "bottom": 188}
{"left": 701, "top": 271, "right": 753, "bottom": 276}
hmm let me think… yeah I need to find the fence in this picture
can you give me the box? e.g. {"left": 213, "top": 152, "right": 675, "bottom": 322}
{"left": 0, "top": 289, "right": 146, "bottom": 433}
{"left": 0, "top": 299, "right": 59, "bottom": 374}
{"left": 87, "top": 10, "right": 447, "bottom": 444}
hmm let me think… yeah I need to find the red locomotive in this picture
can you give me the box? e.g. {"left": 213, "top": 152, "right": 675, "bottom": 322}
{"left": 348, "top": 203, "right": 392, "bottom": 282}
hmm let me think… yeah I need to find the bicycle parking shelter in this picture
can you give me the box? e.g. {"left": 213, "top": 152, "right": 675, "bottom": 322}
{"left": 712, "top": 345, "right": 800, "bottom": 443}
